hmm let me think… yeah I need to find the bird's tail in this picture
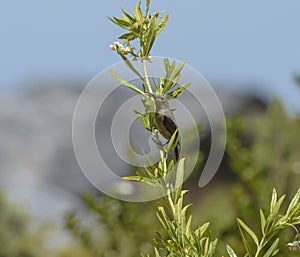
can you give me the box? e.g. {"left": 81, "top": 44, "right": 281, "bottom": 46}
{"left": 174, "top": 130, "right": 180, "bottom": 161}
{"left": 175, "top": 143, "right": 180, "bottom": 161}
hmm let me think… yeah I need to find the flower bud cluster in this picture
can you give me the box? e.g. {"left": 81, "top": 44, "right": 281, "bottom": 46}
{"left": 109, "top": 42, "right": 134, "bottom": 55}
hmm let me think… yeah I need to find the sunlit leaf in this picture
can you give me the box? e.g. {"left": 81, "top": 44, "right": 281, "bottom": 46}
{"left": 286, "top": 188, "right": 300, "bottom": 217}
{"left": 174, "top": 158, "right": 185, "bottom": 200}
{"left": 119, "top": 32, "right": 137, "bottom": 41}
{"left": 168, "top": 83, "right": 191, "bottom": 98}
{"left": 226, "top": 245, "right": 238, "bottom": 257}
{"left": 270, "top": 188, "right": 278, "bottom": 213}
{"left": 154, "top": 247, "right": 160, "bottom": 257}
{"left": 109, "top": 70, "right": 144, "bottom": 95}
{"left": 142, "top": 15, "right": 159, "bottom": 57}
{"left": 166, "top": 129, "right": 179, "bottom": 154}
{"left": 133, "top": 1, "right": 143, "bottom": 21}
{"left": 109, "top": 16, "right": 131, "bottom": 29}
{"left": 116, "top": 48, "right": 145, "bottom": 82}
{"left": 121, "top": 8, "right": 136, "bottom": 23}
{"left": 157, "top": 14, "right": 169, "bottom": 35}
{"left": 237, "top": 218, "right": 259, "bottom": 247}
{"left": 260, "top": 209, "right": 266, "bottom": 235}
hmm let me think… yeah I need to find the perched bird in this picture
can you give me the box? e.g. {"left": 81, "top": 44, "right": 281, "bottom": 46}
{"left": 148, "top": 93, "right": 180, "bottom": 161}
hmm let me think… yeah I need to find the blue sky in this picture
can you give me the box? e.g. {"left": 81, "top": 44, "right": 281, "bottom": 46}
{"left": 1, "top": 1, "right": 300, "bottom": 112}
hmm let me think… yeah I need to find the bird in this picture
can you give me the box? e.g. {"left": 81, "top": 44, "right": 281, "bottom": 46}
{"left": 148, "top": 93, "right": 180, "bottom": 161}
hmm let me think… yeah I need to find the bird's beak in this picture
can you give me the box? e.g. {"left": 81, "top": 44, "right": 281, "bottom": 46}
{"left": 144, "top": 92, "right": 157, "bottom": 100}
{"left": 145, "top": 92, "right": 155, "bottom": 97}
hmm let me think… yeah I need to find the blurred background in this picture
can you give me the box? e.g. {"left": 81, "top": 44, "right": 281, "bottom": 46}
{"left": 0, "top": 1, "right": 300, "bottom": 256}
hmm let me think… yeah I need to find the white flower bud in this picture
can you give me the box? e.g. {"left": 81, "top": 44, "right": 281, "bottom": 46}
{"left": 147, "top": 56, "right": 153, "bottom": 62}
{"left": 109, "top": 44, "right": 116, "bottom": 50}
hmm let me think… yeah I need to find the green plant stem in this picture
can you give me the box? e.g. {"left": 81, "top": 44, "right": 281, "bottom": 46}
{"left": 143, "top": 60, "right": 153, "bottom": 93}
{"left": 255, "top": 237, "right": 265, "bottom": 257}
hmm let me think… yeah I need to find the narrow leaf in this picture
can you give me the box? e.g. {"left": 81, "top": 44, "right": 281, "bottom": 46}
{"left": 110, "top": 16, "right": 131, "bottom": 29}
{"left": 286, "top": 188, "right": 300, "bottom": 216}
{"left": 119, "top": 32, "right": 137, "bottom": 41}
{"left": 146, "top": 0, "right": 150, "bottom": 16}
{"left": 168, "top": 83, "right": 191, "bottom": 98}
{"left": 263, "top": 238, "right": 279, "bottom": 257}
{"left": 199, "top": 222, "right": 210, "bottom": 235}
{"left": 164, "top": 58, "right": 170, "bottom": 73}
{"left": 123, "top": 175, "right": 143, "bottom": 181}
{"left": 269, "top": 195, "right": 285, "bottom": 219}
{"left": 154, "top": 247, "right": 160, "bottom": 257}
{"left": 173, "top": 158, "right": 185, "bottom": 202}
{"left": 270, "top": 188, "right": 278, "bottom": 213}
{"left": 144, "top": 16, "right": 158, "bottom": 56}
{"left": 109, "top": 70, "right": 144, "bottom": 95}
{"left": 260, "top": 209, "right": 266, "bottom": 235}
{"left": 186, "top": 215, "right": 192, "bottom": 235}
{"left": 166, "top": 129, "right": 179, "bottom": 154}
{"left": 226, "top": 245, "right": 238, "bottom": 257}
{"left": 133, "top": 1, "right": 143, "bottom": 21}
{"left": 121, "top": 8, "right": 136, "bottom": 23}
{"left": 237, "top": 218, "right": 259, "bottom": 247}
{"left": 117, "top": 49, "right": 145, "bottom": 82}
{"left": 157, "top": 14, "right": 169, "bottom": 35}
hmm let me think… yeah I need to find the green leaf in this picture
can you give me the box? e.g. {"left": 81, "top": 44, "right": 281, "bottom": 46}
{"left": 154, "top": 247, "right": 160, "bottom": 257}
{"left": 241, "top": 233, "right": 252, "bottom": 257}
{"left": 185, "top": 215, "right": 192, "bottom": 236}
{"left": 123, "top": 175, "right": 155, "bottom": 187}
{"left": 118, "top": 32, "right": 137, "bottom": 41}
{"left": 209, "top": 239, "right": 218, "bottom": 257}
{"left": 286, "top": 188, "right": 300, "bottom": 216}
{"left": 260, "top": 209, "right": 266, "bottom": 235}
{"left": 143, "top": 115, "right": 154, "bottom": 131}
{"left": 144, "top": 16, "right": 158, "bottom": 56}
{"left": 198, "top": 222, "right": 210, "bottom": 236}
{"left": 133, "top": 1, "right": 143, "bottom": 21}
{"left": 169, "top": 61, "right": 185, "bottom": 86}
{"left": 184, "top": 234, "right": 197, "bottom": 252}
{"left": 226, "top": 245, "right": 238, "bottom": 257}
{"left": 262, "top": 238, "right": 279, "bottom": 257}
{"left": 157, "top": 14, "right": 169, "bottom": 35}
{"left": 123, "top": 175, "right": 143, "bottom": 181}
{"left": 116, "top": 48, "right": 145, "bottom": 82}
{"left": 109, "top": 70, "right": 144, "bottom": 95}
{"left": 269, "top": 194, "right": 285, "bottom": 220}
{"left": 162, "top": 60, "right": 186, "bottom": 93}
{"left": 166, "top": 129, "right": 179, "bottom": 155}
{"left": 168, "top": 83, "right": 191, "bottom": 98}
{"left": 237, "top": 218, "right": 259, "bottom": 247}
{"left": 156, "top": 207, "right": 177, "bottom": 238}
{"left": 175, "top": 158, "right": 185, "bottom": 189}
{"left": 151, "top": 77, "right": 160, "bottom": 91}
{"left": 121, "top": 8, "right": 136, "bottom": 23}
{"left": 108, "top": 16, "right": 131, "bottom": 29}
{"left": 164, "top": 58, "right": 170, "bottom": 73}
{"left": 270, "top": 188, "right": 278, "bottom": 213}
{"left": 146, "top": 0, "right": 150, "bottom": 17}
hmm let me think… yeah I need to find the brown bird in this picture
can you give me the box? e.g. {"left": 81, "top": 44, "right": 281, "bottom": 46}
{"left": 149, "top": 94, "right": 180, "bottom": 161}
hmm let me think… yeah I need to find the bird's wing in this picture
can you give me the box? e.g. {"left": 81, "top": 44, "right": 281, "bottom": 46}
{"left": 163, "top": 115, "right": 178, "bottom": 136}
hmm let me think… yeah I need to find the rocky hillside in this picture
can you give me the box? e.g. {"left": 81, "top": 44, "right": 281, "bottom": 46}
{"left": 0, "top": 82, "right": 266, "bottom": 223}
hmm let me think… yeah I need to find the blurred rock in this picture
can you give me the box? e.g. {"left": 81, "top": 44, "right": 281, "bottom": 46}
{"left": 0, "top": 81, "right": 267, "bottom": 224}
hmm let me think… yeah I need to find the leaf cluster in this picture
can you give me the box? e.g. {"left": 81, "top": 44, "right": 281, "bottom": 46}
{"left": 134, "top": 157, "right": 217, "bottom": 257}
{"left": 227, "top": 188, "right": 300, "bottom": 257}
{"left": 109, "top": 0, "right": 168, "bottom": 60}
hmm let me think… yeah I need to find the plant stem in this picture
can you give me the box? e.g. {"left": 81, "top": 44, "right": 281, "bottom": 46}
{"left": 143, "top": 59, "right": 153, "bottom": 93}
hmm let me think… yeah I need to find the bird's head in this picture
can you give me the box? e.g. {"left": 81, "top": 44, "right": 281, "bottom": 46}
{"left": 146, "top": 93, "right": 170, "bottom": 108}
